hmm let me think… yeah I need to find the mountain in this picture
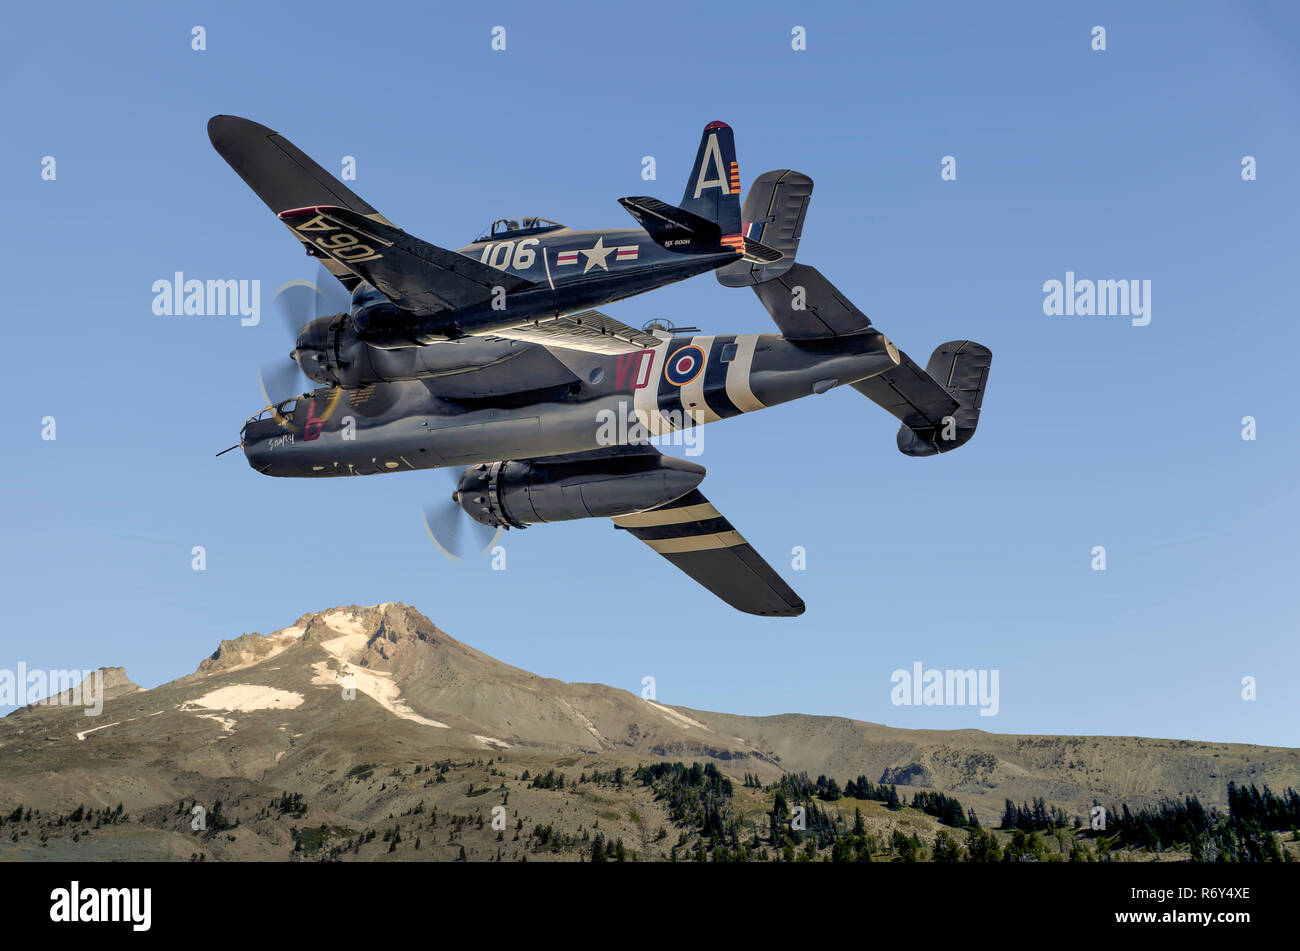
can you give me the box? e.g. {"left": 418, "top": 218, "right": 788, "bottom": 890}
{"left": 1, "top": 602, "right": 1296, "bottom": 862}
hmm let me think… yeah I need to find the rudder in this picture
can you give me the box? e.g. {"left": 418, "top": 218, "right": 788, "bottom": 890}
{"left": 679, "top": 121, "right": 742, "bottom": 244}
{"left": 717, "top": 169, "right": 812, "bottom": 286}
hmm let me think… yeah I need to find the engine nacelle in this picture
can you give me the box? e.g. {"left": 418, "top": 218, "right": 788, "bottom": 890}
{"left": 453, "top": 454, "right": 706, "bottom": 529}
{"left": 289, "top": 281, "right": 522, "bottom": 387}
{"left": 350, "top": 284, "right": 431, "bottom": 348}
{"left": 292, "top": 309, "right": 520, "bottom": 389}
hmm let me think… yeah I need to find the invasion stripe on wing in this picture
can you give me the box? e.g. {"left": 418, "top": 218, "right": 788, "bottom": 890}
{"left": 612, "top": 501, "right": 722, "bottom": 528}
{"left": 614, "top": 490, "right": 748, "bottom": 554}
{"left": 644, "top": 531, "right": 744, "bottom": 554}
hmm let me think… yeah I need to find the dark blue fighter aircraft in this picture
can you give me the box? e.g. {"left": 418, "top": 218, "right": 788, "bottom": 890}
{"left": 209, "top": 116, "right": 780, "bottom": 351}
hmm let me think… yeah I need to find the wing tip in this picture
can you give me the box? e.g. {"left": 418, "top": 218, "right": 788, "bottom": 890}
{"left": 753, "top": 600, "right": 806, "bottom": 618}
{"left": 207, "top": 114, "right": 276, "bottom": 147}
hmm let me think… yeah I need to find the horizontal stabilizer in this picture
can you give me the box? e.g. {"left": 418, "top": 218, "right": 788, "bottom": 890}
{"left": 742, "top": 237, "right": 783, "bottom": 264}
{"left": 618, "top": 196, "right": 728, "bottom": 254}
{"left": 750, "top": 263, "right": 873, "bottom": 338}
{"left": 852, "top": 341, "right": 992, "bottom": 456}
{"left": 480, "top": 309, "right": 661, "bottom": 354}
{"left": 718, "top": 169, "right": 812, "bottom": 286}
{"left": 278, "top": 205, "right": 532, "bottom": 316}
{"left": 613, "top": 489, "right": 804, "bottom": 617}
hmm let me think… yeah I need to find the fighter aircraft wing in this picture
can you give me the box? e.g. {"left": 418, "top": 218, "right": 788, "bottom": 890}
{"left": 278, "top": 205, "right": 534, "bottom": 316}
{"left": 209, "top": 115, "right": 395, "bottom": 295}
{"left": 477, "top": 309, "right": 661, "bottom": 354}
{"left": 612, "top": 489, "right": 805, "bottom": 616}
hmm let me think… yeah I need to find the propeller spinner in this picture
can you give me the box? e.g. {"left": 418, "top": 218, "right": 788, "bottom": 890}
{"left": 423, "top": 468, "right": 502, "bottom": 561}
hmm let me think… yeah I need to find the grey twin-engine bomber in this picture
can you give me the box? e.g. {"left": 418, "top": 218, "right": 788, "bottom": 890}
{"left": 212, "top": 116, "right": 992, "bottom": 617}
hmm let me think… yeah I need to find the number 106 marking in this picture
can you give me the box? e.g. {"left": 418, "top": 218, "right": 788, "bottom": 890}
{"left": 479, "top": 238, "right": 539, "bottom": 271}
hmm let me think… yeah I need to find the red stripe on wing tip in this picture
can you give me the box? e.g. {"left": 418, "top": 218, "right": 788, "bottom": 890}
{"left": 278, "top": 205, "right": 335, "bottom": 219}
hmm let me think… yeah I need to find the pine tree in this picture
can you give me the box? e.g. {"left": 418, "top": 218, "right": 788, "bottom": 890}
{"left": 933, "top": 830, "right": 963, "bottom": 862}
{"left": 965, "top": 826, "right": 1002, "bottom": 862}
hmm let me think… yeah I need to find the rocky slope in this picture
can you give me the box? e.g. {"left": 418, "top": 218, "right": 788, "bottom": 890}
{"left": 0, "top": 602, "right": 1294, "bottom": 861}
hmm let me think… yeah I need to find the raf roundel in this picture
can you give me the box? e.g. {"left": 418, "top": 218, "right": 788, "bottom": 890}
{"left": 664, "top": 345, "right": 706, "bottom": 386}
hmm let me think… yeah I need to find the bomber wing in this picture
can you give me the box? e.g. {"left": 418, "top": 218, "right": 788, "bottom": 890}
{"left": 612, "top": 489, "right": 804, "bottom": 617}
{"left": 477, "top": 309, "right": 660, "bottom": 354}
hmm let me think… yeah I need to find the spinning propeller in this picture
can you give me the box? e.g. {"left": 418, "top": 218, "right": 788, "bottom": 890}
{"left": 259, "top": 263, "right": 351, "bottom": 408}
{"left": 423, "top": 468, "right": 502, "bottom": 561}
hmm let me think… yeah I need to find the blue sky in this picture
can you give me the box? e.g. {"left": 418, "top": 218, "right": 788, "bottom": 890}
{"left": 3, "top": 1, "right": 1298, "bottom": 748}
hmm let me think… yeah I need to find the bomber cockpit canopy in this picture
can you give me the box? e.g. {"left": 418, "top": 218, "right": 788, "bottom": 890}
{"left": 473, "top": 217, "right": 564, "bottom": 243}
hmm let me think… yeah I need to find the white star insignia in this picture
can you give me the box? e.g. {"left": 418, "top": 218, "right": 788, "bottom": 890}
{"left": 581, "top": 236, "right": 614, "bottom": 273}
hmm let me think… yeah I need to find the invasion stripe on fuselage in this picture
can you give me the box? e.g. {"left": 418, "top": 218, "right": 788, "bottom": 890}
{"left": 701, "top": 335, "right": 744, "bottom": 419}
{"left": 633, "top": 336, "right": 672, "bottom": 436}
{"left": 638, "top": 333, "right": 767, "bottom": 434}
{"left": 723, "top": 334, "right": 766, "bottom": 414}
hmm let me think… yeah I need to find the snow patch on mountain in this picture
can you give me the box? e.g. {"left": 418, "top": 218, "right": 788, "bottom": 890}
{"left": 310, "top": 611, "right": 449, "bottom": 729}
{"left": 643, "top": 700, "right": 708, "bottom": 731}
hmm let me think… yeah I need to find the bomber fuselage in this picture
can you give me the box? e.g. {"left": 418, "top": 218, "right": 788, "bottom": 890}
{"left": 240, "top": 330, "right": 900, "bottom": 477}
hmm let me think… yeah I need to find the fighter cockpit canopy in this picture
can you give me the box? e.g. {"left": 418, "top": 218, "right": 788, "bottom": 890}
{"left": 473, "top": 217, "right": 565, "bottom": 242}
